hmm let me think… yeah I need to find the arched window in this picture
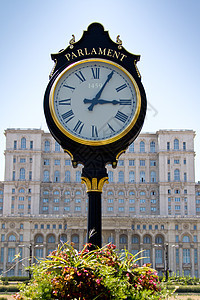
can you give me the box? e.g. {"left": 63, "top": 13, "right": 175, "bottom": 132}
{"left": 48, "top": 235, "right": 56, "bottom": 243}
{"left": 140, "top": 141, "right": 145, "bottom": 153}
{"left": 129, "top": 142, "right": 134, "bottom": 152}
{"left": 143, "top": 236, "right": 151, "bottom": 244}
{"left": 174, "top": 169, "right": 180, "bottom": 181}
{"left": 118, "top": 171, "right": 124, "bottom": 183}
{"left": 60, "top": 234, "right": 67, "bottom": 243}
{"left": 174, "top": 139, "right": 179, "bottom": 150}
{"left": 44, "top": 140, "right": 50, "bottom": 152}
{"left": 72, "top": 234, "right": 79, "bottom": 243}
{"left": 118, "top": 191, "right": 124, "bottom": 195}
{"left": 108, "top": 235, "right": 115, "bottom": 244}
{"left": 55, "top": 141, "right": 60, "bottom": 152}
{"left": 140, "top": 171, "right": 145, "bottom": 183}
{"left": 21, "top": 137, "right": 26, "bottom": 149}
{"left": 129, "top": 171, "right": 135, "bottom": 183}
{"left": 108, "top": 171, "right": 113, "bottom": 183}
{"left": 43, "top": 170, "right": 50, "bottom": 182}
{"left": 119, "top": 234, "right": 127, "bottom": 244}
{"left": 19, "top": 168, "right": 25, "bottom": 180}
{"left": 65, "top": 190, "right": 70, "bottom": 195}
{"left": 150, "top": 141, "right": 155, "bottom": 153}
{"left": 54, "top": 171, "right": 60, "bottom": 182}
{"left": 19, "top": 188, "right": 25, "bottom": 193}
{"left": 155, "top": 236, "right": 163, "bottom": 244}
{"left": 76, "top": 171, "right": 81, "bottom": 183}
{"left": 35, "top": 235, "right": 44, "bottom": 243}
{"left": 150, "top": 171, "right": 156, "bottom": 183}
{"left": 75, "top": 190, "right": 81, "bottom": 195}
{"left": 8, "top": 234, "right": 16, "bottom": 242}
{"left": 65, "top": 171, "right": 71, "bottom": 182}
{"left": 183, "top": 236, "right": 190, "bottom": 243}
{"left": 132, "top": 235, "right": 139, "bottom": 244}
{"left": 107, "top": 190, "right": 113, "bottom": 195}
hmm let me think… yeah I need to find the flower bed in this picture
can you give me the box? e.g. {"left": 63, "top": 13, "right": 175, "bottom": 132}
{"left": 14, "top": 243, "right": 172, "bottom": 299}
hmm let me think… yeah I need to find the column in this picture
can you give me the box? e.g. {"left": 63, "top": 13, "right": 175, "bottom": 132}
{"left": 115, "top": 229, "right": 120, "bottom": 250}
{"left": 152, "top": 247, "right": 155, "bottom": 269}
{"left": 179, "top": 246, "right": 183, "bottom": 275}
{"left": 191, "top": 247, "right": 195, "bottom": 277}
{"left": 128, "top": 230, "right": 132, "bottom": 253}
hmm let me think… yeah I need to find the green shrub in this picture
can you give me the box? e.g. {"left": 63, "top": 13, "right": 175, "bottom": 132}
{"left": 13, "top": 243, "right": 173, "bottom": 299}
{"left": 0, "top": 285, "right": 19, "bottom": 292}
{"left": 0, "top": 297, "right": 8, "bottom": 300}
{"left": 1, "top": 276, "right": 29, "bottom": 282}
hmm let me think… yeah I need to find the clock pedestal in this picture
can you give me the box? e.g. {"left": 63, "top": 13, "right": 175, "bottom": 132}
{"left": 81, "top": 164, "right": 108, "bottom": 248}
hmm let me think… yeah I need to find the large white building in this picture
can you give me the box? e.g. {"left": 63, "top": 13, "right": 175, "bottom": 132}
{"left": 0, "top": 128, "right": 200, "bottom": 277}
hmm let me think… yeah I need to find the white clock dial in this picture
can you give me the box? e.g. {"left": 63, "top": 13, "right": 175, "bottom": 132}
{"left": 49, "top": 58, "right": 141, "bottom": 145}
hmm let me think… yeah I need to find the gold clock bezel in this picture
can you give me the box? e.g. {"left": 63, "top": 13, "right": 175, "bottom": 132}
{"left": 49, "top": 58, "right": 141, "bottom": 146}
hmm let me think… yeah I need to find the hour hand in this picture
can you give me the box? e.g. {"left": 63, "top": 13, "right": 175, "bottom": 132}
{"left": 83, "top": 99, "right": 120, "bottom": 105}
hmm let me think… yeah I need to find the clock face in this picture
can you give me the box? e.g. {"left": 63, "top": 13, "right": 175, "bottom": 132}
{"left": 49, "top": 58, "right": 141, "bottom": 145}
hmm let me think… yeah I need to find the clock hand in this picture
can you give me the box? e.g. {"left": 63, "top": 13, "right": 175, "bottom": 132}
{"left": 83, "top": 99, "right": 120, "bottom": 105}
{"left": 87, "top": 71, "right": 114, "bottom": 111}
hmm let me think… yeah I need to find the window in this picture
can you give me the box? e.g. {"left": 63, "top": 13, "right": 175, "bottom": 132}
{"left": 168, "top": 172, "right": 171, "bottom": 182}
{"left": 140, "top": 199, "right": 145, "bottom": 203}
{"left": 184, "top": 159, "right": 186, "bottom": 165}
{"left": 167, "top": 142, "right": 170, "bottom": 150}
{"left": 29, "top": 171, "right": 32, "bottom": 181}
{"left": 35, "top": 248, "right": 43, "bottom": 260}
{"left": 129, "top": 142, "right": 134, "bottom": 152}
{"left": 19, "top": 168, "right": 25, "bottom": 180}
{"left": 140, "top": 160, "right": 145, "bottom": 166}
{"left": 76, "top": 171, "right": 81, "bottom": 183}
{"left": 118, "top": 171, "right": 124, "bottom": 183}
{"left": 108, "top": 199, "right": 113, "bottom": 203}
{"left": 183, "top": 249, "right": 190, "bottom": 263}
{"left": 72, "top": 235, "right": 79, "bottom": 244}
{"left": 184, "top": 172, "right": 187, "bottom": 182}
{"left": 21, "top": 138, "right": 26, "bottom": 149}
{"left": 12, "top": 171, "right": 15, "bottom": 181}
{"left": 132, "top": 235, "right": 139, "bottom": 243}
{"left": 175, "top": 197, "right": 180, "bottom": 202}
{"left": 20, "top": 158, "right": 26, "bottom": 163}
{"left": 140, "top": 171, "right": 145, "bottom": 182}
{"left": 129, "top": 199, "right": 135, "bottom": 204}
{"left": 175, "top": 225, "right": 178, "bottom": 230}
{"left": 129, "top": 207, "right": 135, "bottom": 212}
{"left": 19, "top": 188, "right": 25, "bottom": 193}
{"left": 183, "top": 142, "right": 186, "bottom": 150}
{"left": 64, "top": 160, "right": 71, "bottom": 167}
{"left": 143, "top": 236, "right": 151, "bottom": 244}
{"left": 108, "top": 191, "right": 113, "bottom": 195}
{"left": 118, "top": 160, "right": 124, "bottom": 166}
{"left": 44, "top": 140, "right": 50, "bottom": 152}
{"left": 54, "top": 159, "right": 60, "bottom": 165}
{"left": 183, "top": 236, "right": 190, "bottom": 243}
{"left": 44, "top": 159, "right": 49, "bottom": 165}
{"left": 118, "top": 199, "right": 124, "bottom": 203}
{"left": 129, "top": 160, "right": 135, "bottom": 166}
{"left": 8, "top": 248, "right": 15, "bottom": 262}
{"left": 167, "top": 159, "right": 170, "bottom": 164}
{"left": 118, "top": 207, "right": 124, "bottom": 212}
{"left": 174, "top": 139, "right": 179, "bottom": 150}
{"left": 175, "top": 189, "right": 180, "bottom": 194}
{"left": 19, "top": 234, "right": 23, "bottom": 242}
{"left": 151, "top": 199, "right": 157, "bottom": 204}
{"left": 43, "top": 170, "right": 50, "bottom": 182}
{"left": 18, "top": 204, "right": 24, "bottom": 209}
{"left": 150, "top": 141, "right": 155, "bottom": 152}
{"left": 65, "top": 171, "right": 71, "bottom": 182}
{"left": 155, "top": 249, "right": 163, "bottom": 264}
{"left": 108, "top": 171, "right": 113, "bottom": 183}
{"left": 129, "top": 171, "right": 135, "bottom": 183}
{"left": 20, "top": 223, "right": 23, "bottom": 229}
{"left": 8, "top": 234, "right": 16, "bottom": 242}
{"left": 14, "top": 140, "right": 17, "bottom": 150}
{"left": 140, "top": 207, "right": 146, "bottom": 212}
{"left": 30, "top": 141, "right": 33, "bottom": 149}
{"left": 75, "top": 206, "right": 81, "bottom": 211}
{"left": 174, "top": 169, "right": 180, "bottom": 181}
{"left": 150, "top": 160, "right": 156, "bottom": 166}
{"left": 140, "top": 141, "right": 145, "bottom": 153}
{"left": 194, "top": 248, "right": 198, "bottom": 264}
{"left": 174, "top": 159, "right": 179, "bottom": 164}
{"left": 1, "top": 234, "right": 5, "bottom": 242}
{"left": 143, "top": 249, "right": 151, "bottom": 264}
{"left": 107, "top": 206, "right": 113, "bottom": 211}
{"left": 48, "top": 235, "right": 55, "bottom": 243}
{"left": 150, "top": 171, "right": 156, "bottom": 182}
{"left": 119, "top": 235, "right": 127, "bottom": 244}
{"left": 175, "top": 205, "right": 180, "bottom": 210}
{"left": 55, "top": 141, "right": 60, "bottom": 152}
{"left": 155, "top": 236, "right": 163, "bottom": 244}
{"left": 54, "top": 171, "right": 60, "bottom": 182}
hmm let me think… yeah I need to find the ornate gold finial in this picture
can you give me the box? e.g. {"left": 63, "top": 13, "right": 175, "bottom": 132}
{"left": 81, "top": 177, "right": 109, "bottom": 192}
{"left": 116, "top": 35, "right": 122, "bottom": 49}
{"left": 69, "top": 34, "right": 75, "bottom": 49}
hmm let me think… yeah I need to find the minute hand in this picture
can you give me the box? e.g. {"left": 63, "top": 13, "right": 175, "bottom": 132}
{"left": 87, "top": 71, "right": 114, "bottom": 111}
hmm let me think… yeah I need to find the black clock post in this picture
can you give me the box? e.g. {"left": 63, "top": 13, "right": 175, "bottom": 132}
{"left": 44, "top": 23, "right": 147, "bottom": 249}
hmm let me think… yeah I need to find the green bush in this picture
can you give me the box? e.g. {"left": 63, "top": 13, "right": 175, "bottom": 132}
{"left": 0, "top": 285, "right": 19, "bottom": 292}
{"left": 0, "top": 297, "right": 8, "bottom": 300}
{"left": 1, "top": 276, "right": 29, "bottom": 282}
{"left": 13, "top": 243, "right": 173, "bottom": 299}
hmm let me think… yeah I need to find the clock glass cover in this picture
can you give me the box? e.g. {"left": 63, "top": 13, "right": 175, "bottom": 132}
{"left": 49, "top": 58, "right": 141, "bottom": 145}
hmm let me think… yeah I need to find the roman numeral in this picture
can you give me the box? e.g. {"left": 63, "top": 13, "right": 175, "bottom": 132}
{"left": 107, "top": 123, "right": 115, "bottom": 133}
{"left": 75, "top": 71, "right": 86, "bottom": 82}
{"left": 62, "top": 110, "right": 74, "bottom": 123}
{"left": 91, "top": 67, "right": 100, "bottom": 79}
{"left": 73, "top": 120, "right": 84, "bottom": 134}
{"left": 91, "top": 125, "right": 98, "bottom": 137}
{"left": 58, "top": 99, "right": 71, "bottom": 105}
{"left": 116, "top": 83, "right": 127, "bottom": 92}
{"left": 115, "top": 111, "right": 128, "bottom": 123}
{"left": 119, "top": 99, "right": 132, "bottom": 105}
{"left": 63, "top": 85, "right": 75, "bottom": 91}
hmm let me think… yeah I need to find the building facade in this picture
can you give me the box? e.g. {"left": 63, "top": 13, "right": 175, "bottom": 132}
{"left": 0, "top": 128, "right": 200, "bottom": 277}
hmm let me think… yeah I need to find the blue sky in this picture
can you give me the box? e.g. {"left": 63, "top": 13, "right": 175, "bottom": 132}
{"left": 0, "top": 0, "right": 200, "bottom": 180}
